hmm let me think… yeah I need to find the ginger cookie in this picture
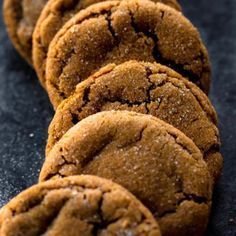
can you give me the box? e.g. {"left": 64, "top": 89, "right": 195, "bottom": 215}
{"left": 3, "top": 0, "right": 48, "bottom": 64}
{"left": 45, "top": 0, "right": 211, "bottom": 109}
{"left": 33, "top": 0, "right": 181, "bottom": 88}
{"left": 40, "top": 111, "right": 213, "bottom": 236}
{"left": 0, "top": 175, "right": 161, "bottom": 235}
{"left": 46, "top": 61, "right": 222, "bottom": 182}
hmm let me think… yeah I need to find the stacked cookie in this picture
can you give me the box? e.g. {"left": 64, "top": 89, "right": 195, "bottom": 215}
{"left": 2, "top": 0, "right": 223, "bottom": 235}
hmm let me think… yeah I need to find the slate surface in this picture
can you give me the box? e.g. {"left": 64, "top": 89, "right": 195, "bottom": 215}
{"left": 0, "top": 0, "right": 235, "bottom": 235}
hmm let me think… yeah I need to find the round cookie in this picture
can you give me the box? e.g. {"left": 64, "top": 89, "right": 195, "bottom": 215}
{"left": 40, "top": 111, "right": 213, "bottom": 236}
{"left": 0, "top": 175, "right": 161, "bottom": 235}
{"left": 46, "top": 61, "right": 222, "bottom": 182}
{"left": 3, "top": 0, "right": 48, "bottom": 64}
{"left": 45, "top": 0, "right": 211, "bottom": 109}
{"left": 33, "top": 0, "right": 181, "bottom": 88}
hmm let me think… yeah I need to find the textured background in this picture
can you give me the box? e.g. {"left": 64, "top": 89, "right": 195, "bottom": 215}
{"left": 0, "top": 0, "right": 235, "bottom": 235}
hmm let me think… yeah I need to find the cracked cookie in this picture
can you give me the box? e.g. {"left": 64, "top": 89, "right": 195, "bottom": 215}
{"left": 46, "top": 61, "right": 222, "bottom": 182}
{"left": 40, "top": 111, "right": 213, "bottom": 236}
{"left": 3, "top": 0, "right": 48, "bottom": 64}
{"left": 45, "top": 0, "right": 211, "bottom": 109}
{"left": 0, "top": 175, "right": 161, "bottom": 236}
{"left": 32, "top": 0, "right": 181, "bottom": 88}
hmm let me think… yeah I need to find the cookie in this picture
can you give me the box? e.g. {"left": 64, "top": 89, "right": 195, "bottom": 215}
{"left": 0, "top": 175, "right": 161, "bottom": 235}
{"left": 3, "top": 0, "right": 48, "bottom": 64}
{"left": 46, "top": 61, "right": 222, "bottom": 182}
{"left": 45, "top": 0, "right": 211, "bottom": 109}
{"left": 33, "top": 0, "right": 181, "bottom": 88}
{"left": 40, "top": 111, "right": 213, "bottom": 236}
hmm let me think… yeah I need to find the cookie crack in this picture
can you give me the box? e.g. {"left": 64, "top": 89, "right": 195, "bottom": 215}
{"left": 59, "top": 9, "right": 117, "bottom": 67}
{"left": 38, "top": 198, "right": 71, "bottom": 235}
{"left": 136, "top": 125, "right": 149, "bottom": 143}
{"left": 10, "top": 190, "right": 70, "bottom": 218}
{"left": 145, "top": 66, "right": 162, "bottom": 113}
{"left": 91, "top": 194, "right": 108, "bottom": 234}
{"left": 7, "top": 188, "right": 121, "bottom": 235}
{"left": 77, "top": 85, "right": 91, "bottom": 114}
{"left": 57, "top": 154, "right": 78, "bottom": 175}
{"left": 91, "top": 193, "right": 147, "bottom": 234}
{"left": 70, "top": 67, "right": 118, "bottom": 124}
{"left": 44, "top": 153, "right": 78, "bottom": 181}
{"left": 105, "top": 12, "right": 119, "bottom": 42}
{"left": 88, "top": 67, "right": 164, "bottom": 111}
{"left": 127, "top": 7, "right": 205, "bottom": 88}
{"left": 61, "top": 10, "right": 118, "bottom": 67}
{"left": 10, "top": 195, "right": 45, "bottom": 217}
{"left": 183, "top": 193, "right": 208, "bottom": 204}
{"left": 43, "top": 172, "right": 65, "bottom": 181}
{"left": 167, "top": 131, "right": 196, "bottom": 157}
{"left": 157, "top": 193, "right": 208, "bottom": 218}
{"left": 204, "top": 144, "right": 221, "bottom": 158}
{"left": 80, "top": 138, "right": 114, "bottom": 168}
{"left": 70, "top": 71, "right": 159, "bottom": 122}
{"left": 60, "top": 152, "right": 77, "bottom": 166}
{"left": 104, "top": 97, "right": 147, "bottom": 107}
{"left": 53, "top": 11, "right": 120, "bottom": 99}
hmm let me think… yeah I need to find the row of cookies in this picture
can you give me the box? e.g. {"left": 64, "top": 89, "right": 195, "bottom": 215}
{"left": 0, "top": 64, "right": 222, "bottom": 235}
{"left": 37, "top": 61, "right": 221, "bottom": 235}
{"left": 2, "top": 0, "right": 223, "bottom": 235}
{"left": 0, "top": 110, "right": 214, "bottom": 235}
{"left": 4, "top": 0, "right": 209, "bottom": 102}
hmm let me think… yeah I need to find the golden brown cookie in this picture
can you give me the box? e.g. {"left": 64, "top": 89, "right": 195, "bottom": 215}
{"left": 45, "top": 0, "right": 211, "bottom": 109}
{"left": 46, "top": 61, "right": 222, "bottom": 182}
{"left": 40, "top": 111, "right": 213, "bottom": 236}
{"left": 3, "top": 0, "right": 48, "bottom": 64}
{"left": 0, "top": 175, "right": 161, "bottom": 236}
{"left": 33, "top": 0, "right": 181, "bottom": 88}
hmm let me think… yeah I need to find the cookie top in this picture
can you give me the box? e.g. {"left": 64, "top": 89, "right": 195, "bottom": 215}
{"left": 0, "top": 175, "right": 161, "bottom": 236}
{"left": 40, "top": 111, "right": 212, "bottom": 236}
{"left": 33, "top": 0, "right": 181, "bottom": 88}
{"left": 45, "top": 0, "right": 210, "bottom": 109}
{"left": 46, "top": 61, "right": 222, "bottom": 182}
{"left": 3, "top": 0, "right": 48, "bottom": 64}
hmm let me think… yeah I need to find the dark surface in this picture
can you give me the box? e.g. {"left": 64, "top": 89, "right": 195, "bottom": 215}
{"left": 0, "top": 0, "right": 235, "bottom": 235}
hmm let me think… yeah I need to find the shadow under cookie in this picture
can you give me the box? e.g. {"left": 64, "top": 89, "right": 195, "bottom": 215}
{"left": 46, "top": 61, "right": 222, "bottom": 182}
{"left": 40, "top": 111, "right": 213, "bottom": 236}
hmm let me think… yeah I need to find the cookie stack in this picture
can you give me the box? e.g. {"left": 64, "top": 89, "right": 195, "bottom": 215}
{"left": 1, "top": 0, "right": 222, "bottom": 235}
